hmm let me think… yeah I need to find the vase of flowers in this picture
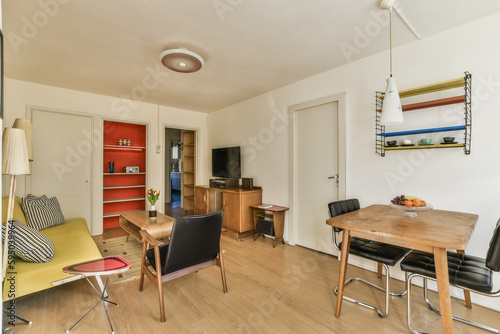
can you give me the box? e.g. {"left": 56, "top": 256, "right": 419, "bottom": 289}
{"left": 147, "top": 188, "right": 160, "bottom": 219}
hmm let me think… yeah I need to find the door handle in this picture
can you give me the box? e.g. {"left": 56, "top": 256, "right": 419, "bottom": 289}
{"left": 328, "top": 175, "right": 339, "bottom": 179}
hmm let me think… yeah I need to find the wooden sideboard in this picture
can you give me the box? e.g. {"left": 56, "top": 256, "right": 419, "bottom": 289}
{"left": 194, "top": 185, "right": 262, "bottom": 240}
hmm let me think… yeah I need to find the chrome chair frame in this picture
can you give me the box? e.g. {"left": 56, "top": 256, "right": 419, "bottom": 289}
{"left": 329, "top": 199, "right": 411, "bottom": 318}
{"left": 403, "top": 219, "right": 500, "bottom": 333}
{"left": 406, "top": 273, "right": 500, "bottom": 334}
{"left": 331, "top": 228, "right": 410, "bottom": 318}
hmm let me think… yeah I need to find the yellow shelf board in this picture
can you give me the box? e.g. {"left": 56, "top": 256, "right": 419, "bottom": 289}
{"left": 380, "top": 77, "right": 465, "bottom": 99}
{"left": 379, "top": 143, "right": 465, "bottom": 150}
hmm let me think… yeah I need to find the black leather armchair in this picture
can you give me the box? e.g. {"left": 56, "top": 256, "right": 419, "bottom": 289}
{"left": 328, "top": 199, "right": 412, "bottom": 318}
{"left": 139, "top": 211, "right": 227, "bottom": 322}
{"left": 401, "top": 219, "right": 500, "bottom": 333}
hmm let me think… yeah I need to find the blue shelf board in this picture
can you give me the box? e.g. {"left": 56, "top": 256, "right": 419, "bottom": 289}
{"left": 378, "top": 125, "right": 466, "bottom": 137}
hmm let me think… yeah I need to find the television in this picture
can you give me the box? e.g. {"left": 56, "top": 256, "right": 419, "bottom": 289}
{"left": 212, "top": 146, "right": 241, "bottom": 179}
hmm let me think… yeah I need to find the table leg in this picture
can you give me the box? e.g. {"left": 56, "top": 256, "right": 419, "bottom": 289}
{"left": 456, "top": 250, "right": 472, "bottom": 309}
{"left": 335, "top": 229, "right": 351, "bottom": 318}
{"left": 433, "top": 247, "right": 454, "bottom": 334}
{"left": 67, "top": 275, "right": 117, "bottom": 334}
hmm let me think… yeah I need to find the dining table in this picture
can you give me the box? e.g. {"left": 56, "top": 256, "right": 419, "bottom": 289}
{"left": 326, "top": 204, "right": 478, "bottom": 334}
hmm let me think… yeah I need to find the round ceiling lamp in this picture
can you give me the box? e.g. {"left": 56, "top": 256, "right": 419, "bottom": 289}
{"left": 159, "top": 48, "right": 204, "bottom": 73}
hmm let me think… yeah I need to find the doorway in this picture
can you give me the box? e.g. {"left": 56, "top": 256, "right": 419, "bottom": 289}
{"left": 165, "top": 128, "right": 182, "bottom": 217}
{"left": 289, "top": 93, "right": 346, "bottom": 255}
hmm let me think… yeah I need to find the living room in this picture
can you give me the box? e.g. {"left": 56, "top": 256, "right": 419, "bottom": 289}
{"left": 2, "top": 1, "right": 500, "bottom": 333}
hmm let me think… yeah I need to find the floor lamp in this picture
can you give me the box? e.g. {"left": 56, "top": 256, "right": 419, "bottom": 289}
{"left": 2, "top": 127, "right": 30, "bottom": 280}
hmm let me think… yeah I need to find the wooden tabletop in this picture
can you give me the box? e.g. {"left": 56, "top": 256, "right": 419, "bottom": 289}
{"left": 250, "top": 204, "right": 289, "bottom": 212}
{"left": 326, "top": 204, "right": 478, "bottom": 252}
{"left": 120, "top": 211, "right": 175, "bottom": 241}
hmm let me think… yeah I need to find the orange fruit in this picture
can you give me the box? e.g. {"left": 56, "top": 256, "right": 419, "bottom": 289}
{"left": 420, "top": 200, "right": 427, "bottom": 207}
{"left": 413, "top": 199, "right": 422, "bottom": 207}
{"left": 404, "top": 200, "right": 413, "bottom": 206}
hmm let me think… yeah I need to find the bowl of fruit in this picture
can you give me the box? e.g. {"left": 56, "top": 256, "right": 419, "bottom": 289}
{"left": 390, "top": 195, "right": 433, "bottom": 218}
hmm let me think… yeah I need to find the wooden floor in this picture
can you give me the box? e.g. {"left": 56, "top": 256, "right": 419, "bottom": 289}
{"left": 6, "top": 236, "right": 500, "bottom": 334}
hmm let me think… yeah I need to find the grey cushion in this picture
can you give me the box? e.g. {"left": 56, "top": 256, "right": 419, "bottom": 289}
{"left": 22, "top": 195, "right": 66, "bottom": 231}
{"left": 2, "top": 220, "right": 55, "bottom": 263}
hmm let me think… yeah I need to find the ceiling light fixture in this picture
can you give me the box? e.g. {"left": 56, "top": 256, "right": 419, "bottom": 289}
{"left": 379, "top": 0, "right": 403, "bottom": 125}
{"left": 159, "top": 48, "right": 204, "bottom": 73}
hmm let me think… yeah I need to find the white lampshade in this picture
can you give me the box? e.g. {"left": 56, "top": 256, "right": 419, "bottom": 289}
{"left": 13, "top": 118, "right": 33, "bottom": 161}
{"left": 380, "top": 76, "right": 403, "bottom": 125}
{"left": 2, "top": 128, "right": 30, "bottom": 175}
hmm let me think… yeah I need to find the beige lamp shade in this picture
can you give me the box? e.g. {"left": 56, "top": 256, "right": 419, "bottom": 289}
{"left": 2, "top": 128, "right": 30, "bottom": 175}
{"left": 13, "top": 118, "right": 33, "bottom": 161}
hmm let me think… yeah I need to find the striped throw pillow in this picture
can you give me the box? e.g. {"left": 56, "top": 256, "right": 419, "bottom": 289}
{"left": 22, "top": 195, "right": 67, "bottom": 231}
{"left": 2, "top": 220, "right": 55, "bottom": 263}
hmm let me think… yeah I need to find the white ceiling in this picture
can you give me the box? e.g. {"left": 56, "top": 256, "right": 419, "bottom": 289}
{"left": 3, "top": 0, "right": 500, "bottom": 113}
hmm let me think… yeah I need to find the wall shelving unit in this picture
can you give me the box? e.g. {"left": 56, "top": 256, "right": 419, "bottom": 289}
{"left": 103, "top": 121, "right": 147, "bottom": 228}
{"left": 182, "top": 131, "right": 196, "bottom": 215}
{"left": 376, "top": 72, "right": 471, "bottom": 157}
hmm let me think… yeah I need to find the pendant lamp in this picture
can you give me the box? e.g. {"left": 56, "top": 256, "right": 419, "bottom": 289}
{"left": 379, "top": 0, "right": 403, "bottom": 125}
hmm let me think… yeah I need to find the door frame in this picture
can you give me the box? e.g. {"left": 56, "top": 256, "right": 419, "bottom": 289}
{"left": 287, "top": 92, "right": 347, "bottom": 246}
{"left": 26, "top": 106, "right": 95, "bottom": 231}
{"left": 161, "top": 124, "right": 200, "bottom": 211}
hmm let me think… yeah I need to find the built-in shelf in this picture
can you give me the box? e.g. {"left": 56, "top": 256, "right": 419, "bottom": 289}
{"left": 103, "top": 145, "right": 146, "bottom": 150}
{"left": 103, "top": 120, "right": 147, "bottom": 228}
{"left": 184, "top": 184, "right": 195, "bottom": 188}
{"left": 103, "top": 197, "right": 145, "bottom": 204}
{"left": 184, "top": 196, "right": 194, "bottom": 201}
{"left": 378, "top": 125, "right": 466, "bottom": 137}
{"left": 103, "top": 172, "right": 146, "bottom": 175}
{"left": 103, "top": 185, "right": 146, "bottom": 190}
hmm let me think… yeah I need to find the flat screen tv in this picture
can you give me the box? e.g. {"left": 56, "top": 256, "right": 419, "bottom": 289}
{"left": 212, "top": 146, "right": 241, "bottom": 179}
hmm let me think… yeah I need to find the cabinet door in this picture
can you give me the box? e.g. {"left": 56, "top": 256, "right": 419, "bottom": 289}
{"left": 240, "top": 191, "right": 262, "bottom": 232}
{"left": 194, "top": 187, "right": 208, "bottom": 215}
{"left": 222, "top": 192, "right": 240, "bottom": 231}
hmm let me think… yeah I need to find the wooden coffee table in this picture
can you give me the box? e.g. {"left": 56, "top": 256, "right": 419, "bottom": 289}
{"left": 119, "top": 211, "right": 175, "bottom": 242}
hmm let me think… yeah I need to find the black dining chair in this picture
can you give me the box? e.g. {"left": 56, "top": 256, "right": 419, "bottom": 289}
{"left": 400, "top": 219, "right": 500, "bottom": 334}
{"left": 328, "top": 199, "right": 412, "bottom": 318}
{"left": 139, "top": 211, "right": 227, "bottom": 322}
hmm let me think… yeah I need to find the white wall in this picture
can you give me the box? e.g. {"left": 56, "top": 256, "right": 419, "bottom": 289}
{"left": 208, "top": 12, "right": 500, "bottom": 310}
{"left": 2, "top": 78, "right": 208, "bottom": 235}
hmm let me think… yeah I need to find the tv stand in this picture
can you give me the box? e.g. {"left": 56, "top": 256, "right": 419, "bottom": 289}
{"left": 194, "top": 185, "right": 262, "bottom": 240}
{"left": 209, "top": 179, "right": 239, "bottom": 188}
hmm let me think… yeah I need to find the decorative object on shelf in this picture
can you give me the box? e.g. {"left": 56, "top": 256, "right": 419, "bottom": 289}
{"left": 443, "top": 136, "right": 455, "bottom": 143}
{"left": 420, "top": 138, "right": 432, "bottom": 145}
{"left": 159, "top": 48, "right": 204, "bottom": 73}
{"left": 386, "top": 140, "right": 397, "bottom": 147}
{"left": 2, "top": 127, "right": 31, "bottom": 279}
{"left": 108, "top": 162, "right": 115, "bottom": 173}
{"left": 125, "top": 166, "right": 139, "bottom": 173}
{"left": 147, "top": 188, "right": 160, "bottom": 219}
{"left": 118, "top": 139, "right": 123, "bottom": 146}
{"left": 242, "top": 177, "right": 253, "bottom": 190}
{"left": 127, "top": 139, "right": 132, "bottom": 146}
{"left": 379, "top": 0, "right": 403, "bottom": 125}
{"left": 376, "top": 72, "right": 472, "bottom": 156}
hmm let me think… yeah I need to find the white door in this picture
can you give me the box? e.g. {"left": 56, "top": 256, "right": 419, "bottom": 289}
{"left": 30, "top": 109, "right": 92, "bottom": 224}
{"left": 295, "top": 101, "right": 339, "bottom": 255}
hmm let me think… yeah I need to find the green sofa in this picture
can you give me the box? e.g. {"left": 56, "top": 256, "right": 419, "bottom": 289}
{"left": 2, "top": 196, "right": 102, "bottom": 301}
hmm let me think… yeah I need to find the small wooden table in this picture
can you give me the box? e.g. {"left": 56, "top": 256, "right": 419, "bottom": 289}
{"left": 250, "top": 204, "right": 289, "bottom": 247}
{"left": 326, "top": 204, "right": 478, "bottom": 334}
{"left": 119, "top": 211, "right": 175, "bottom": 242}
